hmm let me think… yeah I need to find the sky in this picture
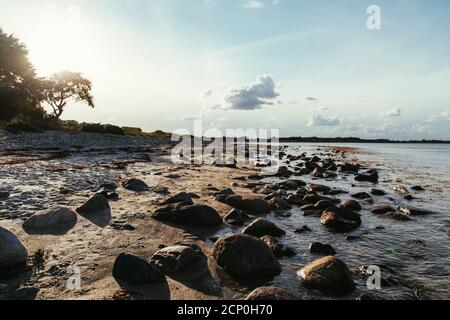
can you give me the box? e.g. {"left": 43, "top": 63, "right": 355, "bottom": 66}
{"left": 1, "top": 0, "right": 450, "bottom": 139}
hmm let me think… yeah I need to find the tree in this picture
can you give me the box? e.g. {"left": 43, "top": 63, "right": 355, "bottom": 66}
{"left": 0, "top": 28, "right": 44, "bottom": 121}
{"left": 44, "top": 71, "right": 94, "bottom": 119}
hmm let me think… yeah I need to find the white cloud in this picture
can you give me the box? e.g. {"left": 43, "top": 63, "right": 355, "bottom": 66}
{"left": 380, "top": 107, "right": 402, "bottom": 117}
{"left": 412, "top": 123, "right": 432, "bottom": 134}
{"left": 307, "top": 114, "right": 341, "bottom": 127}
{"left": 244, "top": 0, "right": 265, "bottom": 8}
{"left": 426, "top": 111, "right": 450, "bottom": 122}
{"left": 224, "top": 74, "right": 280, "bottom": 110}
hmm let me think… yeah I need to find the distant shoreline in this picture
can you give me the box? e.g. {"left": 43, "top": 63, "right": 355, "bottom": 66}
{"left": 279, "top": 137, "right": 450, "bottom": 144}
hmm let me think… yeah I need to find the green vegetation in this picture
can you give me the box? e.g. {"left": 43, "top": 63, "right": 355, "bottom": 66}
{"left": 0, "top": 27, "right": 171, "bottom": 138}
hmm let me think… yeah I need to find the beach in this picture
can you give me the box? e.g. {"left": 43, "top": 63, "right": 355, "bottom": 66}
{"left": 0, "top": 130, "right": 448, "bottom": 300}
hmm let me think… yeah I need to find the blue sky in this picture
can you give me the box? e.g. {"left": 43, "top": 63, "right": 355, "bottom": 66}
{"left": 1, "top": 0, "right": 450, "bottom": 138}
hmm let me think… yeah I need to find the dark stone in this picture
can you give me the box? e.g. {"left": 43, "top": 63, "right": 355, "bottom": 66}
{"left": 245, "top": 286, "right": 298, "bottom": 300}
{"left": 298, "top": 256, "right": 355, "bottom": 296}
{"left": 163, "top": 192, "right": 194, "bottom": 205}
{"left": 76, "top": 194, "right": 110, "bottom": 214}
{"left": 340, "top": 199, "right": 362, "bottom": 211}
{"left": 122, "top": 179, "right": 149, "bottom": 192}
{"left": 351, "top": 192, "right": 372, "bottom": 200}
{"left": 211, "top": 234, "right": 281, "bottom": 280}
{"left": 371, "top": 189, "right": 386, "bottom": 196}
{"left": 242, "top": 218, "right": 286, "bottom": 237}
{"left": 260, "top": 236, "right": 296, "bottom": 257}
{"left": 285, "top": 194, "right": 306, "bottom": 206}
{"left": 223, "top": 209, "right": 248, "bottom": 226}
{"left": 148, "top": 245, "right": 202, "bottom": 274}
{"left": 23, "top": 207, "right": 77, "bottom": 235}
{"left": 399, "top": 206, "right": 434, "bottom": 216}
{"left": 152, "top": 203, "right": 222, "bottom": 227}
{"left": 295, "top": 225, "right": 312, "bottom": 234}
{"left": 355, "top": 170, "right": 379, "bottom": 183}
{"left": 308, "top": 183, "right": 331, "bottom": 193}
{"left": 411, "top": 186, "right": 425, "bottom": 191}
{"left": 314, "top": 200, "right": 336, "bottom": 211}
{"left": 309, "top": 242, "right": 336, "bottom": 255}
{"left": 112, "top": 253, "right": 164, "bottom": 286}
{"left": 321, "top": 207, "right": 361, "bottom": 232}
{"left": 219, "top": 195, "right": 272, "bottom": 214}
{"left": 0, "top": 191, "right": 10, "bottom": 199}
{"left": 372, "top": 205, "right": 396, "bottom": 215}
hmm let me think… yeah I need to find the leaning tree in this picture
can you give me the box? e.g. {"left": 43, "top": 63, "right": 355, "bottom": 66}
{"left": 44, "top": 71, "right": 94, "bottom": 119}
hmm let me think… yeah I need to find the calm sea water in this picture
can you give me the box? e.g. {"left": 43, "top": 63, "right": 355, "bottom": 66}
{"left": 214, "top": 143, "right": 450, "bottom": 300}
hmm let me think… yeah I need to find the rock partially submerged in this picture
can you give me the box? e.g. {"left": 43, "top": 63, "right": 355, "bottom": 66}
{"left": 23, "top": 207, "right": 77, "bottom": 235}
{"left": 260, "top": 236, "right": 295, "bottom": 257}
{"left": 223, "top": 209, "right": 249, "bottom": 226}
{"left": 245, "top": 286, "right": 298, "bottom": 300}
{"left": 113, "top": 253, "right": 164, "bottom": 286}
{"left": 218, "top": 195, "right": 272, "bottom": 214}
{"left": 372, "top": 205, "right": 396, "bottom": 215}
{"left": 309, "top": 242, "right": 336, "bottom": 255}
{"left": 148, "top": 245, "right": 202, "bottom": 274}
{"left": 340, "top": 199, "right": 362, "bottom": 211}
{"left": 298, "top": 256, "right": 355, "bottom": 296}
{"left": 152, "top": 203, "right": 222, "bottom": 227}
{"left": 399, "top": 206, "right": 434, "bottom": 216}
{"left": 321, "top": 207, "right": 361, "bottom": 232}
{"left": 211, "top": 234, "right": 281, "bottom": 280}
{"left": 0, "top": 226, "right": 28, "bottom": 269}
{"left": 242, "top": 218, "right": 286, "bottom": 237}
{"left": 0, "top": 191, "right": 10, "bottom": 199}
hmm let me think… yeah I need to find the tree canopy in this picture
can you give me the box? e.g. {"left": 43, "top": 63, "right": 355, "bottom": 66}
{"left": 0, "top": 28, "right": 94, "bottom": 123}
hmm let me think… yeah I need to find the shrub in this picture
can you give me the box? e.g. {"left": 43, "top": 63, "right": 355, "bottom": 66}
{"left": 122, "top": 126, "right": 143, "bottom": 136}
{"left": 104, "top": 124, "right": 125, "bottom": 135}
{"left": 5, "top": 121, "right": 42, "bottom": 134}
{"left": 80, "top": 122, "right": 104, "bottom": 134}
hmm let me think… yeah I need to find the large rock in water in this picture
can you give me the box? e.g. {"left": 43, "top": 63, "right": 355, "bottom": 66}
{"left": 76, "top": 194, "right": 110, "bottom": 214}
{"left": 113, "top": 253, "right": 164, "bottom": 286}
{"left": 23, "top": 207, "right": 77, "bottom": 235}
{"left": 152, "top": 203, "right": 222, "bottom": 227}
{"left": 122, "top": 179, "right": 149, "bottom": 192}
{"left": 223, "top": 209, "right": 249, "bottom": 226}
{"left": 321, "top": 207, "right": 361, "bottom": 232}
{"left": 211, "top": 234, "right": 281, "bottom": 280}
{"left": 242, "top": 218, "right": 286, "bottom": 237}
{"left": 219, "top": 195, "right": 272, "bottom": 214}
{"left": 298, "top": 256, "right": 355, "bottom": 296}
{"left": 245, "top": 286, "right": 298, "bottom": 300}
{"left": 340, "top": 199, "right": 362, "bottom": 211}
{"left": 149, "top": 245, "right": 201, "bottom": 274}
{"left": 0, "top": 227, "right": 28, "bottom": 268}
{"left": 260, "top": 236, "right": 295, "bottom": 257}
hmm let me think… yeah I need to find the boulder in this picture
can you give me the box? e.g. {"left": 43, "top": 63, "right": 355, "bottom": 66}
{"left": 351, "top": 192, "right": 372, "bottom": 200}
{"left": 112, "top": 253, "right": 164, "bottom": 285}
{"left": 372, "top": 205, "right": 396, "bottom": 215}
{"left": 308, "top": 183, "right": 331, "bottom": 193}
{"left": 337, "top": 163, "right": 359, "bottom": 173}
{"left": 122, "top": 179, "right": 149, "bottom": 192}
{"left": 242, "top": 218, "right": 286, "bottom": 237}
{"left": 152, "top": 203, "right": 222, "bottom": 227}
{"left": 371, "top": 189, "right": 387, "bottom": 196}
{"left": 399, "top": 206, "right": 434, "bottom": 216}
{"left": 269, "top": 197, "right": 292, "bottom": 211}
{"left": 76, "top": 194, "right": 110, "bottom": 215}
{"left": 220, "top": 195, "right": 272, "bottom": 214}
{"left": 0, "top": 227, "right": 28, "bottom": 268}
{"left": 260, "top": 236, "right": 295, "bottom": 257}
{"left": 211, "top": 234, "right": 281, "bottom": 280}
{"left": 393, "top": 186, "right": 409, "bottom": 195}
{"left": 314, "top": 200, "right": 336, "bottom": 211}
{"left": 148, "top": 245, "right": 202, "bottom": 274}
{"left": 275, "top": 166, "right": 292, "bottom": 177}
{"left": 245, "top": 286, "right": 298, "bottom": 300}
{"left": 163, "top": 192, "right": 194, "bottom": 205}
{"left": 355, "top": 170, "right": 379, "bottom": 183}
{"left": 223, "top": 209, "right": 248, "bottom": 226}
{"left": 23, "top": 207, "right": 77, "bottom": 235}
{"left": 298, "top": 256, "right": 355, "bottom": 296}
{"left": 309, "top": 242, "right": 336, "bottom": 255}
{"left": 0, "top": 191, "right": 10, "bottom": 199}
{"left": 340, "top": 199, "right": 362, "bottom": 211}
{"left": 285, "top": 194, "right": 306, "bottom": 206}
{"left": 321, "top": 207, "right": 361, "bottom": 232}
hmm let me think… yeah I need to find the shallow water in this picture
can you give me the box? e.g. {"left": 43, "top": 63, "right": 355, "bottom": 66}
{"left": 213, "top": 143, "right": 450, "bottom": 300}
